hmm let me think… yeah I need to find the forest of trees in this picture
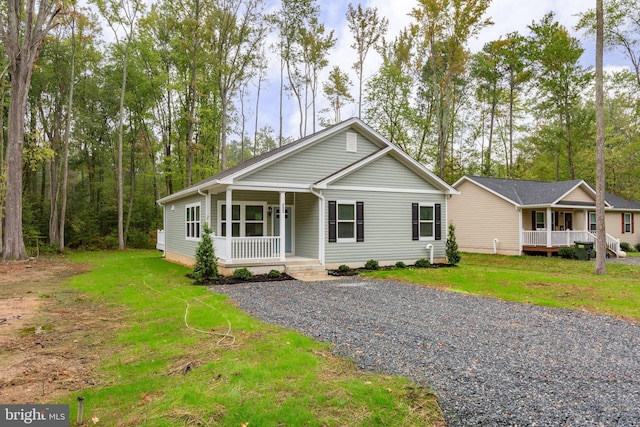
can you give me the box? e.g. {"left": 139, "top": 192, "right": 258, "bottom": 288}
{"left": 0, "top": 0, "right": 638, "bottom": 258}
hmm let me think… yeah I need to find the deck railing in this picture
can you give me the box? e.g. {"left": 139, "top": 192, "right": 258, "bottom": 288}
{"left": 522, "top": 230, "right": 620, "bottom": 255}
{"left": 156, "top": 230, "right": 165, "bottom": 250}
{"left": 211, "top": 236, "right": 282, "bottom": 261}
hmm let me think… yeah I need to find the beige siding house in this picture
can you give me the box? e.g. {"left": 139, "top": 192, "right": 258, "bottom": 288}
{"left": 449, "top": 176, "right": 640, "bottom": 257}
{"left": 157, "top": 118, "right": 458, "bottom": 274}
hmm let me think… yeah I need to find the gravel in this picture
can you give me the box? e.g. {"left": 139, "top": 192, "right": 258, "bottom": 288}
{"left": 213, "top": 277, "right": 640, "bottom": 426}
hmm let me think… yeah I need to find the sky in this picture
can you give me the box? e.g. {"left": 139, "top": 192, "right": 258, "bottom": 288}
{"left": 251, "top": 0, "right": 628, "bottom": 143}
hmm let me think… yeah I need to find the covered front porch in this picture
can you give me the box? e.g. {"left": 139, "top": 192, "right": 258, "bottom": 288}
{"left": 522, "top": 229, "right": 620, "bottom": 257}
{"left": 521, "top": 207, "right": 620, "bottom": 257}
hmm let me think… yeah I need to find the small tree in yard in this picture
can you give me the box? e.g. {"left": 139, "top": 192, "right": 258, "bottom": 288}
{"left": 193, "top": 223, "right": 218, "bottom": 282}
{"left": 446, "top": 223, "right": 461, "bottom": 266}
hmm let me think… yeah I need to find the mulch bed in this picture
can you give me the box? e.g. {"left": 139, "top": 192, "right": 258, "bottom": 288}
{"left": 328, "top": 263, "right": 456, "bottom": 277}
{"left": 191, "top": 273, "right": 296, "bottom": 286}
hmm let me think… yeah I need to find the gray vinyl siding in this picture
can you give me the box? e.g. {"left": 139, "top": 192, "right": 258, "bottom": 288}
{"left": 323, "top": 189, "right": 448, "bottom": 264}
{"left": 294, "top": 192, "right": 319, "bottom": 258}
{"left": 332, "top": 154, "right": 438, "bottom": 191}
{"left": 164, "top": 194, "right": 206, "bottom": 258}
{"left": 237, "top": 131, "right": 381, "bottom": 184}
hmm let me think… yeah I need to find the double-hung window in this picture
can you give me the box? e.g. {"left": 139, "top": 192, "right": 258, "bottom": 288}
{"left": 412, "top": 203, "right": 441, "bottom": 241}
{"left": 186, "top": 203, "right": 201, "bottom": 240}
{"left": 623, "top": 213, "right": 633, "bottom": 234}
{"left": 535, "top": 211, "right": 545, "bottom": 230}
{"left": 589, "top": 212, "right": 597, "bottom": 233}
{"left": 328, "top": 200, "right": 364, "bottom": 243}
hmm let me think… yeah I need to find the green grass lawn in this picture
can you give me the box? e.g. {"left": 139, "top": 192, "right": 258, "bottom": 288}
{"left": 364, "top": 253, "right": 640, "bottom": 321}
{"left": 61, "top": 250, "right": 443, "bottom": 426}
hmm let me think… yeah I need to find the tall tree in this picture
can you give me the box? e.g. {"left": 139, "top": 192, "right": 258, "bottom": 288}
{"left": 0, "top": 0, "right": 61, "bottom": 260}
{"left": 410, "top": 0, "right": 492, "bottom": 180}
{"left": 322, "top": 66, "right": 353, "bottom": 125}
{"left": 94, "top": 0, "right": 144, "bottom": 250}
{"left": 346, "top": 3, "right": 388, "bottom": 118}
{"left": 595, "top": 0, "right": 606, "bottom": 274}
{"left": 528, "top": 13, "right": 591, "bottom": 181}
{"left": 207, "top": 0, "right": 267, "bottom": 170}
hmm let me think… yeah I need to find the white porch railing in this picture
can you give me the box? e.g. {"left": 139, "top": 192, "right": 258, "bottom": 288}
{"left": 156, "top": 230, "right": 165, "bottom": 250}
{"left": 212, "top": 236, "right": 282, "bottom": 262}
{"left": 522, "top": 230, "right": 620, "bottom": 255}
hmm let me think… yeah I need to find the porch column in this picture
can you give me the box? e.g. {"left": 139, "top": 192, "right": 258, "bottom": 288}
{"left": 546, "top": 207, "right": 552, "bottom": 247}
{"left": 279, "top": 191, "right": 286, "bottom": 262}
{"left": 226, "top": 189, "right": 232, "bottom": 261}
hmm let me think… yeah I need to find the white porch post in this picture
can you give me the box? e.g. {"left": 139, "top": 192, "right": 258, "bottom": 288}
{"left": 546, "top": 208, "right": 552, "bottom": 247}
{"left": 279, "top": 191, "right": 286, "bottom": 262}
{"left": 225, "top": 189, "right": 232, "bottom": 261}
{"left": 518, "top": 208, "right": 523, "bottom": 255}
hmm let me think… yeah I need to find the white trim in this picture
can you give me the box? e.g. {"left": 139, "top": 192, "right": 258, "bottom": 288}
{"left": 325, "top": 185, "right": 445, "bottom": 194}
{"left": 271, "top": 204, "right": 295, "bottom": 255}
{"left": 518, "top": 208, "right": 523, "bottom": 255}
{"left": 226, "top": 183, "right": 311, "bottom": 193}
{"left": 336, "top": 200, "right": 357, "bottom": 243}
{"left": 624, "top": 212, "right": 633, "bottom": 233}
{"left": 185, "top": 202, "right": 202, "bottom": 242}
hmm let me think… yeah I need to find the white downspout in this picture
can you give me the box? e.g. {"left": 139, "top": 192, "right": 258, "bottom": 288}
{"left": 425, "top": 243, "right": 434, "bottom": 265}
{"left": 493, "top": 238, "right": 499, "bottom": 254}
{"left": 225, "top": 188, "right": 232, "bottom": 263}
{"left": 197, "top": 188, "right": 210, "bottom": 229}
{"left": 310, "top": 186, "right": 325, "bottom": 266}
{"left": 279, "top": 191, "right": 286, "bottom": 262}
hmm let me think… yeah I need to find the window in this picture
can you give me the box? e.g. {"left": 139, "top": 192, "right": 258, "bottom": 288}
{"left": 589, "top": 212, "right": 597, "bottom": 232}
{"left": 337, "top": 202, "right": 356, "bottom": 241}
{"left": 220, "top": 203, "right": 265, "bottom": 237}
{"left": 535, "top": 211, "right": 545, "bottom": 230}
{"left": 412, "top": 203, "right": 442, "bottom": 241}
{"left": 328, "top": 201, "right": 364, "bottom": 243}
{"left": 419, "top": 205, "right": 434, "bottom": 238}
{"left": 186, "top": 203, "right": 201, "bottom": 240}
{"left": 623, "top": 213, "right": 634, "bottom": 234}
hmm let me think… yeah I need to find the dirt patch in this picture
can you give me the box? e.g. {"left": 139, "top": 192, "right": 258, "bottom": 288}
{"left": 0, "top": 257, "right": 117, "bottom": 404}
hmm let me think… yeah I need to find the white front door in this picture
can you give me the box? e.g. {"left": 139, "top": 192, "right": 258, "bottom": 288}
{"left": 273, "top": 206, "right": 293, "bottom": 254}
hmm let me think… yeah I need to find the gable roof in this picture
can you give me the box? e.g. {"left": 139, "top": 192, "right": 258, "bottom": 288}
{"left": 159, "top": 118, "right": 457, "bottom": 203}
{"left": 454, "top": 176, "right": 640, "bottom": 210}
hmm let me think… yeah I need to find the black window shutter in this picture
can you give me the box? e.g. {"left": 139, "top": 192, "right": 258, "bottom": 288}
{"left": 532, "top": 211, "right": 536, "bottom": 230}
{"left": 356, "top": 202, "right": 364, "bottom": 242}
{"left": 328, "top": 201, "right": 337, "bottom": 242}
{"left": 412, "top": 203, "right": 419, "bottom": 240}
{"left": 622, "top": 213, "right": 625, "bottom": 234}
{"left": 435, "top": 204, "right": 442, "bottom": 240}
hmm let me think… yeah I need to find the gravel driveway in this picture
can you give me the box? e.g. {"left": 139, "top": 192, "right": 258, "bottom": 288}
{"left": 214, "top": 277, "right": 640, "bottom": 426}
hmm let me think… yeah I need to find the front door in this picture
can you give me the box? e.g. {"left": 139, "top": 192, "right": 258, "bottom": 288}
{"left": 273, "top": 206, "right": 293, "bottom": 254}
{"left": 564, "top": 212, "right": 573, "bottom": 230}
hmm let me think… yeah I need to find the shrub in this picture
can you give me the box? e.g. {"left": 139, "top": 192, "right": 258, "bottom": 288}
{"left": 364, "top": 259, "right": 379, "bottom": 270}
{"left": 635, "top": 243, "right": 640, "bottom": 252}
{"left": 446, "top": 223, "right": 462, "bottom": 266}
{"left": 268, "top": 269, "right": 281, "bottom": 279}
{"left": 193, "top": 224, "right": 218, "bottom": 282}
{"left": 232, "top": 267, "right": 252, "bottom": 280}
{"left": 395, "top": 261, "right": 406, "bottom": 269}
{"left": 338, "top": 264, "right": 350, "bottom": 272}
{"left": 414, "top": 258, "right": 430, "bottom": 268}
{"left": 620, "top": 242, "right": 634, "bottom": 252}
{"left": 558, "top": 247, "right": 575, "bottom": 259}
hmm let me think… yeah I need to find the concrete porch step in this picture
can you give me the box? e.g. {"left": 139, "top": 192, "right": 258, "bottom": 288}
{"left": 287, "top": 269, "right": 340, "bottom": 282}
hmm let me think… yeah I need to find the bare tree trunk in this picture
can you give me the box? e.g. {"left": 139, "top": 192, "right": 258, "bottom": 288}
{"left": 595, "top": 0, "right": 606, "bottom": 275}
{"left": 185, "top": 0, "right": 200, "bottom": 186}
{"left": 0, "top": 80, "right": 5, "bottom": 255}
{"left": 279, "top": 58, "right": 283, "bottom": 147}
{"left": 117, "top": 41, "right": 131, "bottom": 251}
{"left": 1, "top": 0, "right": 61, "bottom": 260}
{"left": 254, "top": 71, "right": 262, "bottom": 155}
{"left": 508, "top": 84, "right": 514, "bottom": 177}
{"left": 59, "top": 14, "right": 76, "bottom": 252}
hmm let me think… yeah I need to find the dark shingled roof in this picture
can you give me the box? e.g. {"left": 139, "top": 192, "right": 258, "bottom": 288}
{"left": 605, "top": 192, "right": 640, "bottom": 210}
{"left": 466, "top": 176, "right": 584, "bottom": 205}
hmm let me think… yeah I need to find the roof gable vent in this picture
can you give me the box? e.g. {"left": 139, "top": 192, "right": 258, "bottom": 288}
{"left": 346, "top": 132, "right": 357, "bottom": 153}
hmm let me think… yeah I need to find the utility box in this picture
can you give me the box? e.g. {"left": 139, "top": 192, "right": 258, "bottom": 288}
{"left": 574, "top": 241, "right": 594, "bottom": 260}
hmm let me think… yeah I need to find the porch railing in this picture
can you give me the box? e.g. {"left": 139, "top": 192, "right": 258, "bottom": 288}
{"left": 156, "top": 230, "right": 165, "bottom": 251}
{"left": 212, "top": 236, "right": 282, "bottom": 261}
{"left": 522, "top": 230, "right": 620, "bottom": 255}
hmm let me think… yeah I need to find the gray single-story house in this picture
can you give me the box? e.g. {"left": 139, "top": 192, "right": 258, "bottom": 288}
{"left": 448, "top": 175, "right": 640, "bottom": 257}
{"left": 156, "top": 118, "right": 458, "bottom": 274}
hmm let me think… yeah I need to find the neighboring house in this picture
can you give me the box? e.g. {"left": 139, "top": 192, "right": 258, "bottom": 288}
{"left": 448, "top": 176, "right": 640, "bottom": 257}
{"left": 156, "top": 118, "right": 458, "bottom": 274}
